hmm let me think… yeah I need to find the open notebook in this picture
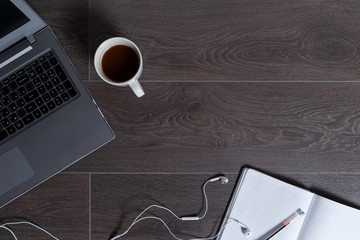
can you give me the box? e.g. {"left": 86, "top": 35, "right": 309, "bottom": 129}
{"left": 217, "top": 168, "right": 360, "bottom": 240}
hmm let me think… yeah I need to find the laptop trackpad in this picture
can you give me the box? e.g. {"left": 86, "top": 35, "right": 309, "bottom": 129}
{"left": 0, "top": 147, "right": 34, "bottom": 196}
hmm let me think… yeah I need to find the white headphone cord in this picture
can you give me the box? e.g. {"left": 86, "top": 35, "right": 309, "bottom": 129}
{"left": 0, "top": 180, "right": 214, "bottom": 240}
{"left": 131, "top": 179, "right": 211, "bottom": 223}
{"left": 0, "top": 225, "right": 17, "bottom": 239}
{"left": 0, "top": 177, "right": 249, "bottom": 240}
{"left": 198, "top": 180, "right": 210, "bottom": 220}
{"left": 110, "top": 179, "right": 248, "bottom": 239}
{"left": 0, "top": 221, "right": 59, "bottom": 240}
{"left": 111, "top": 216, "right": 238, "bottom": 240}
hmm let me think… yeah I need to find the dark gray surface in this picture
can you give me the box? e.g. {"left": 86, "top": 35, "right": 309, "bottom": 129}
{"left": 0, "top": 147, "right": 34, "bottom": 196}
{"left": 0, "top": 0, "right": 359, "bottom": 239}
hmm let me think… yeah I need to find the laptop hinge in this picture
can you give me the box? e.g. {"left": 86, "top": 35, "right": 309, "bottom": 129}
{"left": 27, "top": 34, "right": 36, "bottom": 45}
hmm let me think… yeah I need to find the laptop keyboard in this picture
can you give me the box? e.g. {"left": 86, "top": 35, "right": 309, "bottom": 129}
{"left": 0, "top": 51, "right": 78, "bottom": 143}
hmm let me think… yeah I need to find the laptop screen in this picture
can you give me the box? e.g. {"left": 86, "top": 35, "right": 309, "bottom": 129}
{"left": 0, "top": 1, "right": 30, "bottom": 39}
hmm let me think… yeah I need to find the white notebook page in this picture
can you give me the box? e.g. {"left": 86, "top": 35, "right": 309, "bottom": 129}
{"left": 218, "top": 169, "right": 314, "bottom": 240}
{"left": 297, "top": 196, "right": 360, "bottom": 240}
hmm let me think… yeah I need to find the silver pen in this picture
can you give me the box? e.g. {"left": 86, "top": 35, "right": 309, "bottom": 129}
{"left": 258, "top": 208, "right": 305, "bottom": 240}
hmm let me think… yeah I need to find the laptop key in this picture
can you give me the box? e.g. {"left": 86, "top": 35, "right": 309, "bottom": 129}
{"left": 17, "top": 69, "right": 25, "bottom": 76}
{"left": 1, "top": 96, "right": 11, "bottom": 106}
{"left": 23, "top": 114, "right": 35, "bottom": 125}
{"left": 38, "top": 85, "right": 46, "bottom": 94}
{"left": 16, "top": 98, "right": 25, "bottom": 108}
{"left": 1, "top": 118, "right": 10, "bottom": 127}
{"left": 63, "top": 81, "right": 73, "bottom": 90}
{"left": 40, "top": 105, "right": 49, "bottom": 114}
{"left": 29, "top": 70, "right": 37, "bottom": 79}
{"left": 56, "top": 85, "right": 65, "bottom": 93}
{"left": 40, "top": 73, "right": 48, "bottom": 82}
{"left": 8, "top": 103, "right": 17, "bottom": 112}
{"left": 17, "top": 108, "right": 26, "bottom": 118}
{"left": 1, "top": 86, "right": 10, "bottom": 95}
{"left": 0, "top": 108, "right": 10, "bottom": 117}
{"left": 45, "top": 81, "right": 53, "bottom": 90}
{"left": 49, "top": 89, "right": 58, "bottom": 98}
{"left": 33, "top": 77, "right": 41, "bottom": 86}
{"left": 51, "top": 77, "right": 60, "bottom": 86}
{"left": 47, "top": 101, "right": 56, "bottom": 110}
{"left": 46, "top": 52, "right": 54, "bottom": 59}
{"left": 6, "top": 125, "right": 16, "bottom": 135}
{"left": 25, "top": 82, "right": 35, "bottom": 91}
{"left": 25, "top": 65, "right": 32, "bottom": 71}
{"left": 61, "top": 92, "right": 70, "bottom": 102}
{"left": 33, "top": 110, "right": 42, "bottom": 119}
{"left": 47, "top": 69, "right": 56, "bottom": 78}
{"left": 0, "top": 130, "right": 9, "bottom": 141}
{"left": 9, "top": 92, "right": 19, "bottom": 101}
{"left": 54, "top": 97, "right": 63, "bottom": 106}
{"left": 9, "top": 113, "right": 18, "bottom": 123}
{"left": 49, "top": 57, "right": 58, "bottom": 66}
{"left": 3, "top": 78, "right": 10, "bottom": 85}
{"left": 15, "top": 120, "right": 24, "bottom": 130}
{"left": 35, "top": 97, "right": 44, "bottom": 107}
{"left": 32, "top": 60, "right": 39, "bottom": 67}
{"left": 54, "top": 65, "right": 67, "bottom": 81}
{"left": 24, "top": 90, "right": 39, "bottom": 102}
{"left": 35, "top": 65, "right": 44, "bottom": 74}
{"left": 68, "top": 89, "right": 77, "bottom": 97}
{"left": 42, "top": 61, "right": 51, "bottom": 70}
{"left": 25, "top": 102, "right": 37, "bottom": 113}
{"left": 9, "top": 74, "right": 17, "bottom": 81}
{"left": 17, "top": 75, "right": 30, "bottom": 85}
{"left": 17, "top": 87, "right": 27, "bottom": 96}
{"left": 43, "top": 93, "right": 51, "bottom": 102}
{"left": 9, "top": 82, "right": 18, "bottom": 91}
{"left": 39, "top": 56, "right": 46, "bottom": 63}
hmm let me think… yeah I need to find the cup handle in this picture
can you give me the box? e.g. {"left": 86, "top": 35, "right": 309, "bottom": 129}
{"left": 128, "top": 79, "right": 145, "bottom": 98}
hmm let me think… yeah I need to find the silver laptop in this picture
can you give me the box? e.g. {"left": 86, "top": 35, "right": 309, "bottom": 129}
{"left": 0, "top": 0, "right": 114, "bottom": 208}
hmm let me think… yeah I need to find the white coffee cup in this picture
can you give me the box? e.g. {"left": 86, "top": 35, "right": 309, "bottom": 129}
{"left": 94, "top": 37, "right": 145, "bottom": 97}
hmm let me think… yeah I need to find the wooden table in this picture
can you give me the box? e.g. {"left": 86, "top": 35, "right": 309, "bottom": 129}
{"left": 1, "top": 0, "right": 360, "bottom": 239}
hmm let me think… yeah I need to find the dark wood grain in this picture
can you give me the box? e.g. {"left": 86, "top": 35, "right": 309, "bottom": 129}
{"left": 1, "top": 1, "right": 360, "bottom": 240}
{"left": 27, "top": 0, "right": 89, "bottom": 80}
{"left": 0, "top": 174, "right": 89, "bottom": 239}
{"left": 91, "top": 173, "right": 360, "bottom": 240}
{"left": 90, "top": 0, "right": 360, "bottom": 81}
{"left": 67, "top": 82, "right": 360, "bottom": 173}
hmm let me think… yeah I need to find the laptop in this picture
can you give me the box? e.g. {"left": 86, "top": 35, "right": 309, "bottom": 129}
{"left": 0, "top": 0, "right": 115, "bottom": 208}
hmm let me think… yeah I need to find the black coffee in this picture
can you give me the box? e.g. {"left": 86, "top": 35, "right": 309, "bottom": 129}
{"left": 101, "top": 45, "right": 140, "bottom": 83}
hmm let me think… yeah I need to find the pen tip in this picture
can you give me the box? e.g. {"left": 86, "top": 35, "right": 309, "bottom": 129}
{"left": 296, "top": 208, "right": 305, "bottom": 216}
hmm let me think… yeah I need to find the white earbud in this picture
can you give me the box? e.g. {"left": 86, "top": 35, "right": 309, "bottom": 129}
{"left": 209, "top": 176, "right": 229, "bottom": 184}
{"left": 242, "top": 227, "right": 252, "bottom": 237}
{"left": 231, "top": 218, "right": 252, "bottom": 238}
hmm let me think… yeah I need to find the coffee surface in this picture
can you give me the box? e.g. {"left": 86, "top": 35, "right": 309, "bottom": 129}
{"left": 101, "top": 45, "right": 140, "bottom": 83}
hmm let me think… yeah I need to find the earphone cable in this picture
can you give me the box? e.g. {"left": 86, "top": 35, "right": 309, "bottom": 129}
{"left": 0, "top": 225, "right": 18, "bottom": 240}
{"left": 198, "top": 180, "right": 210, "bottom": 220}
{"left": 110, "top": 179, "right": 226, "bottom": 240}
{"left": 0, "top": 221, "right": 60, "bottom": 240}
{"left": 133, "top": 204, "right": 182, "bottom": 223}
{"left": 111, "top": 216, "right": 237, "bottom": 240}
